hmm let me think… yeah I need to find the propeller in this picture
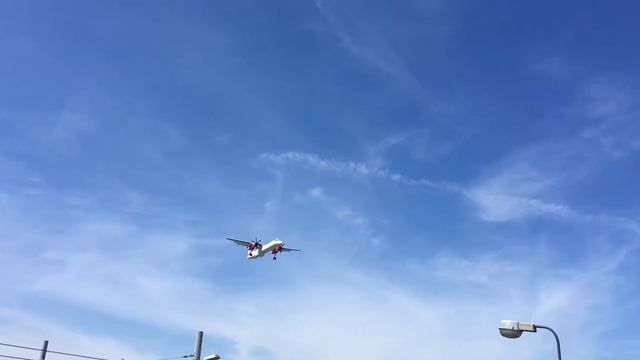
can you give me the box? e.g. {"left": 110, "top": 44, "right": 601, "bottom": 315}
{"left": 245, "top": 237, "right": 263, "bottom": 251}
{"left": 272, "top": 242, "right": 283, "bottom": 260}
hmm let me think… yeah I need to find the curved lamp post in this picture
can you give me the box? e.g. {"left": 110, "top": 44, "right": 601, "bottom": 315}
{"left": 499, "top": 320, "right": 561, "bottom": 360}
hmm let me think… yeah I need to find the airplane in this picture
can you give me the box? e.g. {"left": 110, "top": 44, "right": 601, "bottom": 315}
{"left": 225, "top": 237, "right": 301, "bottom": 260}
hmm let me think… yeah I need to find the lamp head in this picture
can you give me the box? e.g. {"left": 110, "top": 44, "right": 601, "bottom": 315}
{"left": 499, "top": 320, "right": 536, "bottom": 339}
{"left": 499, "top": 328, "right": 523, "bottom": 338}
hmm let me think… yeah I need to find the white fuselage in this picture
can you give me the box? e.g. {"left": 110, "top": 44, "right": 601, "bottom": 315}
{"left": 247, "top": 239, "right": 283, "bottom": 259}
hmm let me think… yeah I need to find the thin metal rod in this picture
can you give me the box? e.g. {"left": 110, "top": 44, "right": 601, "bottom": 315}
{"left": 0, "top": 343, "right": 109, "bottom": 360}
{"left": 0, "top": 355, "right": 34, "bottom": 360}
{"left": 536, "top": 325, "right": 561, "bottom": 360}
{"left": 0, "top": 344, "right": 41, "bottom": 352}
{"left": 158, "top": 355, "right": 193, "bottom": 360}
{"left": 46, "top": 349, "right": 109, "bottom": 360}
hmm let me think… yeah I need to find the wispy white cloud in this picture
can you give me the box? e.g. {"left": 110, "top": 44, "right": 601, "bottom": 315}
{"left": 366, "top": 129, "right": 464, "bottom": 167}
{"left": 304, "top": 187, "right": 383, "bottom": 245}
{"left": 313, "top": 0, "right": 409, "bottom": 78}
{"left": 463, "top": 190, "right": 573, "bottom": 222}
{"left": 262, "top": 151, "right": 383, "bottom": 177}
{"left": 467, "top": 78, "right": 640, "bottom": 222}
{"left": 311, "top": 0, "right": 455, "bottom": 119}
{"left": 261, "top": 151, "right": 575, "bottom": 222}
{"left": 579, "top": 79, "right": 640, "bottom": 157}
{"left": 464, "top": 164, "right": 573, "bottom": 222}
{"left": 260, "top": 151, "right": 453, "bottom": 190}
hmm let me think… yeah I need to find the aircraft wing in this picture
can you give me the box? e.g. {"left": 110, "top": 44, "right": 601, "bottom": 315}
{"left": 225, "top": 237, "right": 252, "bottom": 247}
{"left": 281, "top": 247, "right": 301, "bottom": 252}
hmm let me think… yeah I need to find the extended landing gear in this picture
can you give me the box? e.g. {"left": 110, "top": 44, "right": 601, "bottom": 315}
{"left": 273, "top": 255, "right": 277, "bottom": 260}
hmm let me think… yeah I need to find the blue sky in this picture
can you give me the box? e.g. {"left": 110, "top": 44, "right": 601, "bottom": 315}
{"left": 1, "top": 1, "right": 639, "bottom": 359}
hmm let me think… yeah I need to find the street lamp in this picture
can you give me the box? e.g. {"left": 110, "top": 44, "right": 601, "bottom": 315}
{"left": 499, "top": 320, "right": 562, "bottom": 360}
{"left": 204, "top": 355, "right": 221, "bottom": 360}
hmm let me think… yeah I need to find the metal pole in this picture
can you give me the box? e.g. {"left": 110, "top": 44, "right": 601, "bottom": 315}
{"left": 536, "top": 325, "right": 561, "bottom": 360}
{"left": 39, "top": 341, "right": 48, "bottom": 360}
{"left": 193, "top": 332, "right": 203, "bottom": 360}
